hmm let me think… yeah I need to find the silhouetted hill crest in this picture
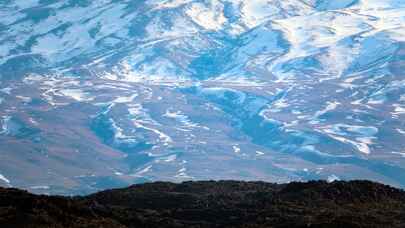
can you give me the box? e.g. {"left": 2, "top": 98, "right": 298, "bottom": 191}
{"left": 1, "top": 180, "right": 405, "bottom": 227}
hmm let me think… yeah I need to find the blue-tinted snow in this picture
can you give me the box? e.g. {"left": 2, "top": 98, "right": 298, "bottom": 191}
{"left": 0, "top": 0, "right": 404, "bottom": 194}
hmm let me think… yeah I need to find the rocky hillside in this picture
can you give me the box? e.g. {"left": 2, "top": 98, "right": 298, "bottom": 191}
{"left": 0, "top": 180, "right": 404, "bottom": 227}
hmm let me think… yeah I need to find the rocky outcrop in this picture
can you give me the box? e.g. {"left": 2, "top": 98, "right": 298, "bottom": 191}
{"left": 1, "top": 180, "right": 404, "bottom": 227}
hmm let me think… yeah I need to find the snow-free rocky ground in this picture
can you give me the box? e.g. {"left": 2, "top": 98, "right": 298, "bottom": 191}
{"left": 1, "top": 180, "right": 405, "bottom": 227}
{"left": 0, "top": 0, "right": 404, "bottom": 194}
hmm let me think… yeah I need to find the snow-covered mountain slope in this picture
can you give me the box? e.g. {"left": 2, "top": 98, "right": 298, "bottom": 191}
{"left": 0, "top": 0, "right": 404, "bottom": 194}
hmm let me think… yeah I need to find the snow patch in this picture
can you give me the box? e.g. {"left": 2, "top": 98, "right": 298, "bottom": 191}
{"left": 59, "top": 89, "right": 94, "bottom": 102}
{"left": 185, "top": 1, "right": 227, "bottom": 31}
{"left": 0, "top": 174, "right": 10, "bottom": 184}
{"left": 327, "top": 174, "right": 340, "bottom": 183}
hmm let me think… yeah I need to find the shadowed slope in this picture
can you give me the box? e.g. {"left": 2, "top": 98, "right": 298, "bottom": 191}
{"left": 1, "top": 180, "right": 405, "bottom": 227}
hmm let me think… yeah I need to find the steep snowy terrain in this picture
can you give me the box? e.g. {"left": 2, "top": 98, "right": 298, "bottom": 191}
{"left": 0, "top": 0, "right": 404, "bottom": 194}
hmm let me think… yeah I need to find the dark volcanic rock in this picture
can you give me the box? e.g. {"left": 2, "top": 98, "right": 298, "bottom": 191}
{"left": 0, "top": 180, "right": 405, "bottom": 228}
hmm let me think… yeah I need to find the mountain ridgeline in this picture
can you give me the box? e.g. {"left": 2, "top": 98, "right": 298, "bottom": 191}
{"left": 0, "top": 0, "right": 404, "bottom": 195}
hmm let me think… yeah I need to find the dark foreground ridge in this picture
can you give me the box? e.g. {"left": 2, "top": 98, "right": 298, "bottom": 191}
{"left": 1, "top": 180, "right": 405, "bottom": 228}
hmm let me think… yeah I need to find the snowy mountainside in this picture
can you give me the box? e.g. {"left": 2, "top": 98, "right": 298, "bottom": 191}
{"left": 0, "top": 0, "right": 404, "bottom": 194}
